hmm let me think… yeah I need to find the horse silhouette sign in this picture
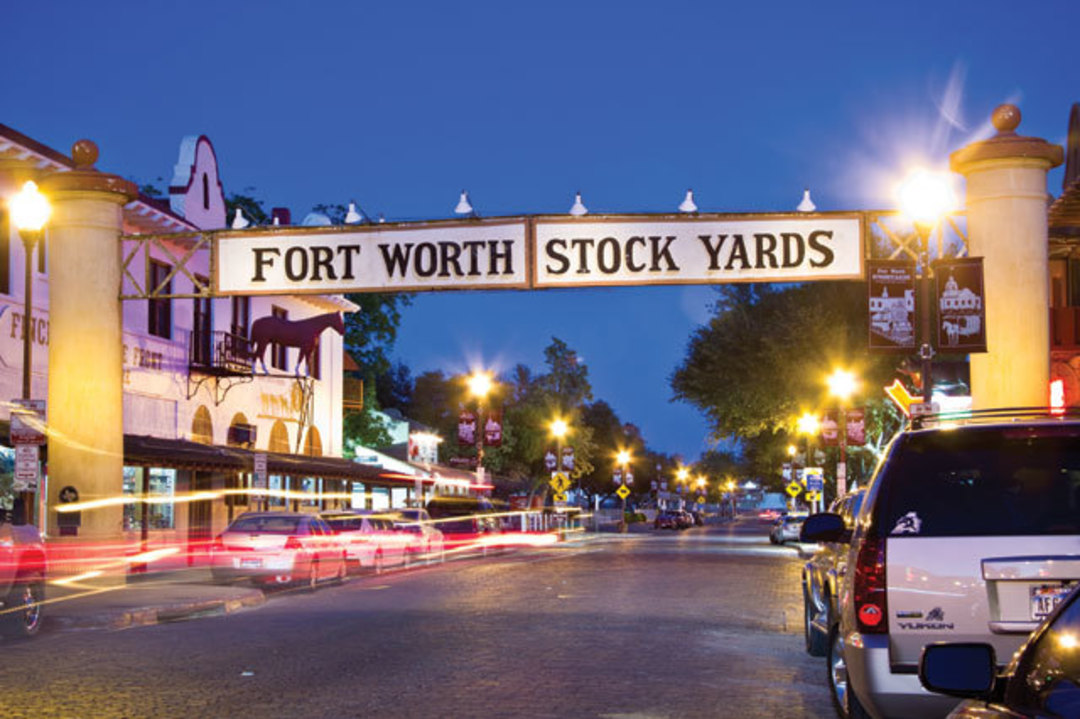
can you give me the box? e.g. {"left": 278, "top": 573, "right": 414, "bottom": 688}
{"left": 212, "top": 213, "right": 864, "bottom": 296}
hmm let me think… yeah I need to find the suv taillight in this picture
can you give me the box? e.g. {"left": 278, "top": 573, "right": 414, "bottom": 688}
{"left": 853, "top": 535, "right": 888, "bottom": 634}
{"left": 284, "top": 537, "right": 303, "bottom": 551}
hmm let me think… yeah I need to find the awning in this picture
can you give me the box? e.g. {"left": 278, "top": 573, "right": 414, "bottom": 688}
{"left": 123, "top": 435, "right": 411, "bottom": 485}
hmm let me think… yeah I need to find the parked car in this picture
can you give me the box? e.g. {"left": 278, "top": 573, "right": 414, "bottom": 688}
{"left": 801, "top": 488, "right": 866, "bottom": 656}
{"left": 654, "top": 510, "right": 681, "bottom": 530}
{"left": 919, "top": 583, "right": 1080, "bottom": 718}
{"left": 390, "top": 508, "right": 445, "bottom": 564}
{"left": 210, "top": 511, "right": 346, "bottom": 588}
{"left": 769, "top": 513, "right": 806, "bottom": 544}
{"left": 321, "top": 510, "right": 413, "bottom": 573}
{"left": 0, "top": 508, "right": 46, "bottom": 639}
{"left": 801, "top": 409, "right": 1080, "bottom": 719}
{"left": 426, "top": 496, "right": 502, "bottom": 551}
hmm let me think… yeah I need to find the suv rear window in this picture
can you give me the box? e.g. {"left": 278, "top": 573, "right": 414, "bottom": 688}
{"left": 877, "top": 427, "right": 1080, "bottom": 537}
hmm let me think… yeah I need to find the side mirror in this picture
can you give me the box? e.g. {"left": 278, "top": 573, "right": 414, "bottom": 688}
{"left": 919, "top": 643, "right": 997, "bottom": 699}
{"left": 799, "top": 513, "right": 846, "bottom": 543}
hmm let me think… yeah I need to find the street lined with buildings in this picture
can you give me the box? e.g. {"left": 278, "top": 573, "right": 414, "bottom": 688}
{"left": 0, "top": 519, "right": 834, "bottom": 719}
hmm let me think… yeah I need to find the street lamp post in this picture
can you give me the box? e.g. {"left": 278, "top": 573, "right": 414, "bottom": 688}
{"left": 467, "top": 371, "right": 494, "bottom": 483}
{"left": 898, "top": 169, "right": 957, "bottom": 406}
{"left": 9, "top": 181, "right": 51, "bottom": 526}
{"left": 549, "top": 417, "right": 569, "bottom": 533}
{"left": 796, "top": 412, "right": 821, "bottom": 512}
{"left": 616, "top": 449, "right": 631, "bottom": 533}
{"left": 826, "top": 368, "right": 859, "bottom": 499}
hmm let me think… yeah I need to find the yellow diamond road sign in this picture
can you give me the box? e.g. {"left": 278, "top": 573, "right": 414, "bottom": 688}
{"left": 615, "top": 485, "right": 631, "bottom": 500}
{"left": 550, "top": 472, "right": 570, "bottom": 492}
{"left": 696, "top": 495, "right": 706, "bottom": 505}
{"left": 786, "top": 481, "right": 802, "bottom": 498}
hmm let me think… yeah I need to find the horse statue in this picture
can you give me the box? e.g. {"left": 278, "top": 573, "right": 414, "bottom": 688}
{"left": 247, "top": 312, "right": 345, "bottom": 376}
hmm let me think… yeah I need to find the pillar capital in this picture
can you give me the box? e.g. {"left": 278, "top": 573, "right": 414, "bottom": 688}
{"left": 39, "top": 139, "right": 137, "bottom": 203}
{"left": 950, "top": 104, "right": 1063, "bottom": 175}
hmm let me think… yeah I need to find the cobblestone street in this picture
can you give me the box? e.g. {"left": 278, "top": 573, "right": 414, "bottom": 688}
{"left": 0, "top": 522, "right": 834, "bottom": 718}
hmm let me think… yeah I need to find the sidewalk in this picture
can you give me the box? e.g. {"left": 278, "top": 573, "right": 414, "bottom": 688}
{"left": 42, "top": 567, "right": 266, "bottom": 632}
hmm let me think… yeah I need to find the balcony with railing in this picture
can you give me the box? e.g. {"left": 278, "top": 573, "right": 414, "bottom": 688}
{"left": 189, "top": 329, "right": 251, "bottom": 376}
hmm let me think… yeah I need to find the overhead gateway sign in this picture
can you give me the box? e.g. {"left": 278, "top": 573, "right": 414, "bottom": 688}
{"left": 213, "top": 214, "right": 863, "bottom": 295}
{"left": 216, "top": 220, "right": 529, "bottom": 295}
{"left": 533, "top": 215, "right": 863, "bottom": 288}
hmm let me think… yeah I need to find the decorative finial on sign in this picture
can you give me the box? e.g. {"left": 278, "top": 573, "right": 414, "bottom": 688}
{"left": 231, "top": 207, "right": 251, "bottom": 229}
{"left": 71, "top": 139, "right": 99, "bottom": 170}
{"left": 678, "top": 189, "right": 698, "bottom": 213}
{"left": 345, "top": 201, "right": 367, "bottom": 224}
{"left": 797, "top": 188, "right": 817, "bottom": 212}
{"left": 991, "top": 104, "right": 1022, "bottom": 136}
{"left": 454, "top": 190, "right": 476, "bottom": 217}
{"left": 569, "top": 191, "right": 588, "bottom": 216}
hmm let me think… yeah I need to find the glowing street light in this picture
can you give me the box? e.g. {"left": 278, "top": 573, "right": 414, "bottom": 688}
{"left": 466, "top": 370, "right": 496, "bottom": 480}
{"left": 9, "top": 181, "right": 51, "bottom": 401}
{"left": 794, "top": 412, "right": 820, "bottom": 512}
{"left": 827, "top": 368, "right": 860, "bottom": 499}
{"left": 897, "top": 168, "right": 957, "bottom": 405}
{"left": 615, "top": 449, "right": 632, "bottom": 532}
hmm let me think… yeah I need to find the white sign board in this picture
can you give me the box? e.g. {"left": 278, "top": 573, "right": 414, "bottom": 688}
{"left": 10, "top": 399, "right": 46, "bottom": 445}
{"left": 533, "top": 216, "right": 863, "bottom": 287}
{"left": 216, "top": 221, "right": 529, "bottom": 295}
{"left": 253, "top": 452, "right": 268, "bottom": 490}
{"left": 14, "top": 443, "right": 39, "bottom": 491}
{"left": 212, "top": 214, "right": 863, "bottom": 295}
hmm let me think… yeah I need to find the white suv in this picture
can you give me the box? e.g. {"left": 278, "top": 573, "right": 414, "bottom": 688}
{"left": 802, "top": 410, "right": 1080, "bottom": 719}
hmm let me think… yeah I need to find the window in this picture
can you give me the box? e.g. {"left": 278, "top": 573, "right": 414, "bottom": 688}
{"left": 231, "top": 296, "right": 250, "bottom": 340}
{"left": 271, "top": 305, "right": 287, "bottom": 371}
{"left": 192, "top": 275, "right": 212, "bottom": 365}
{"left": 202, "top": 173, "right": 210, "bottom": 211}
{"left": 148, "top": 260, "right": 172, "bottom": 339}
{"left": 122, "top": 466, "right": 176, "bottom": 530}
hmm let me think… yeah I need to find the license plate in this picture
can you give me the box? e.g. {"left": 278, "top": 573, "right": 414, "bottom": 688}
{"left": 1031, "top": 583, "right": 1074, "bottom": 621}
{"left": 240, "top": 558, "right": 262, "bottom": 569}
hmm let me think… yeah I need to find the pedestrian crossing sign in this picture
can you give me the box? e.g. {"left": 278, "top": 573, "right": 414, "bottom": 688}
{"left": 550, "top": 472, "right": 570, "bottom": 493}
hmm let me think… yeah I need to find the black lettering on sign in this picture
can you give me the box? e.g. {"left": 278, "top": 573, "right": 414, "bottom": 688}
{"left": 649, "top": 236, "right": 679, "bottom": 271}
{"left": 780, "top": 233, "right": 804, "bottom": 268}
{"left": 597, "top": 237, "right": 620, "bottom": 274}
{"left": 489, "top": 240, "right": 514, "bottom": 275}
{"left": 724, "top": 235, "right": 751, "bottom": 270}
{"left": 545, "top": 239, "right": 571, "bottom": 275}
{"left": 570, "top": 238, "right": 594, "bottom": 274}
{"left": 415, "top": 243, "right": 438, "bottom": 277}
{"left": 310, "top": 246, "right": 335, "bottom": 281}
{"left": 808, "top": 230, "right": 835, "bottom": 268}
{"left": 439, "top": 242, "right": 463, "bottom": 277}
{"left": 252, "top": 248, "right": 281, "bottom": 282}
{"left": 284, "top": 247, "right": 308, "bottom": 281}
{"left": 337, "top": 245, "right": 361, "bottom": 279}
{"left": 626, "top": 236, "right": 647, "bottom": 272}
{"left": 462, "top": 240, "right": 485, "bottom": 276}
{"left": 698, "top": 235, "right": 725, "bottom": 270}
{"left": 379, "top": 243, "right": 412, "bottom": 277}
{"left": 753, "top": 234, "right": 779, "bottom": 269}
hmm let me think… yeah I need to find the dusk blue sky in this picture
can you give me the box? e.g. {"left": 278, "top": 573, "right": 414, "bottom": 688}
{"left": 4, "top": 1, "right": 1077, "bottom": 461}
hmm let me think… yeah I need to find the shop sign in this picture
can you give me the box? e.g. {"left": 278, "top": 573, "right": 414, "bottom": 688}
{"left": 868, "top": 260, "right": 917, "bottom": 352}
{"left": 935, "top": 258, "right": 986, "bottom": 353}
{"left": 253, "top": 453, "right": 267, "bottom": 490}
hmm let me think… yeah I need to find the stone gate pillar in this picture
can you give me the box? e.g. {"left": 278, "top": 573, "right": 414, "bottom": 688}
{"left": 40, "top": 141, "right": 136, "bottom": 543}
{"left": 950, "top": 105, "right": 1063, "bottom": 409}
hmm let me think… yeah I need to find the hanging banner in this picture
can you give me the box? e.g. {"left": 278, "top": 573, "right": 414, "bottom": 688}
{"left": 561, "top": 446, "right": 575, "bottom": 472}
{"left": 868, "top": 260, "right": 917, "bottom": 352}
{"left": 935, "top": 257, "right": 987, "bottom": 353}
{"left": 845, "top": 408, "right": 866, "bottom": 446}
{"left": 821, "top": 411, "right": 839, "bottom": 447}
{"left": 483, "top": 408, "right": 503, "bottom": 447}
{"left": 544, "top": 448, "right": 558, "bottom": 471}
{"left": 458, "top": 409, "right": 477, "bottom": 447}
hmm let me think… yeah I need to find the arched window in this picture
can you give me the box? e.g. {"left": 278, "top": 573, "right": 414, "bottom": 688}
{"left": 268, "top": 420, "right": 291, "bottom": 454}
{"left": 191, "top": 406, "right": 213, "bottom": 445}
{"left": 202, "top": 173, "right": 210, "bottom": 211}
{"left": 303, "top": 427, "right": 323, "bottom": 457}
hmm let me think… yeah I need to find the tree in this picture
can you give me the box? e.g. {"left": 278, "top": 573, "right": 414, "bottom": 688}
{"left": 671, "top": 281, "right": 905, "bottom": 490}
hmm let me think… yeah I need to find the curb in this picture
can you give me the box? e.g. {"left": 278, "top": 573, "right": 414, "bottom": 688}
{"left": 53, "top": 592, "right": 266, "bottom": 631}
